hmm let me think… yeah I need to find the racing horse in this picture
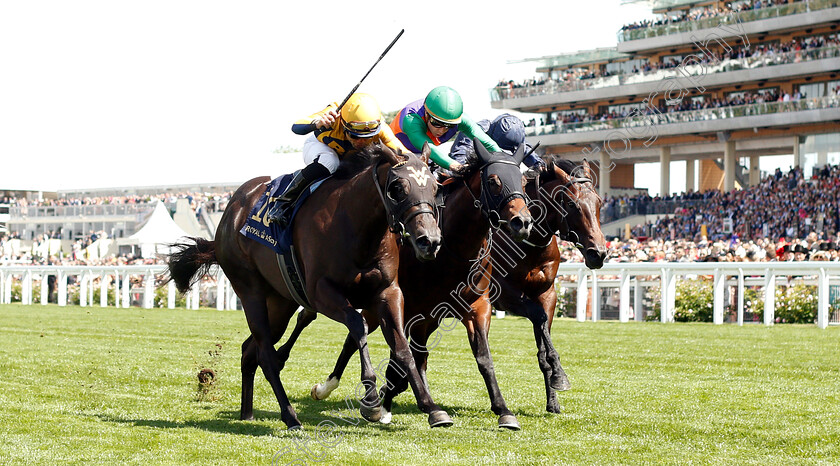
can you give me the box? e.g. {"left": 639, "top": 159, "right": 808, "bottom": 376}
{"left": 166, "top": 143, "right": 448, "bottom": 429}
{"left": 296, "top": 142, "right": 536, "bottom": 429}
{"left": 489, "top": 156, "right": 606, "bottom": 414}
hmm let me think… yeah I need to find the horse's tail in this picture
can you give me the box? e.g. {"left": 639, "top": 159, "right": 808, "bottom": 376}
{"left": 164, "top": 237, "right": 217, "bottom": 293}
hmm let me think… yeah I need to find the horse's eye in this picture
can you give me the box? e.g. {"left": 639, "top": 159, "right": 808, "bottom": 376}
{"left": 387, "top": 179, "right": 409, "bottom": 201}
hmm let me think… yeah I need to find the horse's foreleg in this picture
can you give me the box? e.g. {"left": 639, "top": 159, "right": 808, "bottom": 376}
{"left": 379, "top": 322, "right": 431, "bottom": 424}
{"left": 240, "top": 294, "right": 300, "bottom": 429}
{"left": 311, "top": 278, "right": 381, "bottom": 422}
{"left": 276, "top": 308, "right": 316, "bottom": 371}
{"left": 240, "top": 335, "right": 258, "bottom": 420}
{"left": 375, "top": 288, "right": 451, "bottom": 428}
{"left": 464, "top": 296, "right": 519, "bottom": 430}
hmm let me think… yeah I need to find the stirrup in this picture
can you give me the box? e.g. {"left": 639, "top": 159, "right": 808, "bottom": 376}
{"left": 267, "top": 202, "right": 291, "bottom": 226}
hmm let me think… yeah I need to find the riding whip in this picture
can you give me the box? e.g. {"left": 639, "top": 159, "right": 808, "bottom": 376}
{"left": 336, "top": 29, "right": 405, "bottom": 113}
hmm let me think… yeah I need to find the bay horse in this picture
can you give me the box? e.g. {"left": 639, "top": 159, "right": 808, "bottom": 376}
{"left": 296, "top": 142, "right": 535, "bottom": 429}
{"left": 166, "top": 143, "right": 449, "bottom": 429}
{"left": 489, "top": 156, "right": 606, "bottom": 414}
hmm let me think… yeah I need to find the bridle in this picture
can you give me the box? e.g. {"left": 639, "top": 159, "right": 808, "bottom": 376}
{"left": 462, "top": 159, "right": 528, "bottom": 229}
{"left": 372, "top": 158, "right": 438, "bottom": 243}
{"left": 527, "top": 167, "right": 595, "bottom": 251}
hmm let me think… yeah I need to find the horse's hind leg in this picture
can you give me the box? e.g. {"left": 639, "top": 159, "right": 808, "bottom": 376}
{"left": 240, "top": 292, "right": 301, "bottom": 429}
{"left": 240, "top": 335, "right": 258, "bottom": 420}
{"left": 536, "top": 287, "right": 570, "bottom": 393}
{"left": 311, "top": 311, "right": 380, "bottom": 401}
{"left": 240, "top": 294, "right": 299, "bottom": 421}
{"left": 311, "top": 278, "right": 381, "bottom": 422}
{"left": 276, "top": 308, "right": 315, "bottom": 371}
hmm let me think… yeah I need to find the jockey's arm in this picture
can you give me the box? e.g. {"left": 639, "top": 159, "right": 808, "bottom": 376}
{"left": 377, "top": 124, "right": 410, "bottom": 154}
{"left": 458, "top": 114, "right": 502, "bottom": 155}
{"left": 291, "top": 103, "right": 339, "bottom": 135}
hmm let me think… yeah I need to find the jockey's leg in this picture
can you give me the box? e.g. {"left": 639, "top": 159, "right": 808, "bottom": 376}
{"left": 268, "top": 136, "right": 337, "bottom": 225}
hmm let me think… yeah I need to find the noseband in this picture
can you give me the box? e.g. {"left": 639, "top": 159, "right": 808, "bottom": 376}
{"left": 373, "top": 159, "right": 437, "bottom": 242}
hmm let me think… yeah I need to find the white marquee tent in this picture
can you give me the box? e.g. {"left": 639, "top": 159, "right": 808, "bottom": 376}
{"left": 127, "top": 201, "right": 192, "bottom": 258}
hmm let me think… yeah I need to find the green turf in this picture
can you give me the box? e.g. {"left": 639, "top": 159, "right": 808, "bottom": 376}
{"left": 0, "top": 304, "right": 838, "bottom": 465}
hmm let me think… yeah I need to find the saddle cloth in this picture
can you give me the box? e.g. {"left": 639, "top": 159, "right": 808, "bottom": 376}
{"left": 239, "top": 173, "right": 326, "bottom": 255}
{"left": 239, "top": 173, "right": 327, "bottom": 310}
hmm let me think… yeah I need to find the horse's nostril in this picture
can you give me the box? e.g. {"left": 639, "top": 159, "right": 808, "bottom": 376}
{"left": 510, "top": 217, "right": 524, "bottom": 232}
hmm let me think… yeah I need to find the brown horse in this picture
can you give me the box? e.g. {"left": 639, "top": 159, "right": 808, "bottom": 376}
{"left": 489, "top": 156, "right": 606, "bottom": 414}
{"left": 298, "top": 143, "right": 535, "bottom": 429}
{"left": 166, "top": 143, "right": 451, "bottom": 429}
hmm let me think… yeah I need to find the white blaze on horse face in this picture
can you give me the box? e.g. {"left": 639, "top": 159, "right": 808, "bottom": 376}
{"left": 407, "top": 166, "right": 431, "bottom": 187}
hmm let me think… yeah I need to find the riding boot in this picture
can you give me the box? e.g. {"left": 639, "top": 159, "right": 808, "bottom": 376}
{"left": 268, "top": 162, "right": 331, "bottom": 227}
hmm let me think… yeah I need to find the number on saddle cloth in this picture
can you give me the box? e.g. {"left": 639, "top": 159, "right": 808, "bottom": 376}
{"left": 238, "top": 172, "right": 328, "bottom": 256}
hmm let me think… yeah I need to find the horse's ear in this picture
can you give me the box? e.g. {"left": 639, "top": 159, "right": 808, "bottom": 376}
{"left": 380, "top": 142, "right": 400, "bottom": 165}
{"left": 420, "top": 142, "right": 431, "bottom": 165}
{"left": 512, "top": 143, "right": 526, "bottom": 164}
{"left": 474, "top": 138, "right": 492, "bottom": 163}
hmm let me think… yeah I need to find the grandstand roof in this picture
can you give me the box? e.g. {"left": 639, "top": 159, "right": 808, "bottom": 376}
{"left": 512, "top": 47, "right": 632, "bottom": 72}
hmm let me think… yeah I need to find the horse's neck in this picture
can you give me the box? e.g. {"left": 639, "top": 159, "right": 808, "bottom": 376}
{"left": 526, "top": 177, "right": 564, "bottom": 244}
{"left": 333, "top": 166, "right": 389, "bottom": 257}
{"left": 443, "top": 175, "right": 490, "bottom": 260}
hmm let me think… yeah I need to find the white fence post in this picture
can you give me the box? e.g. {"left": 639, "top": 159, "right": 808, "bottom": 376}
{"left": 713, "top": 269, "right": 725, "bottom": 325}
{"left": 660, "top": 268, "right": 676, "bottom": 323}
{"left": 113, "top": 274, "right": 121, "bottom": 308}
{"left": 122, "top": 272, "right": 130, "bottom": 308}
{"left": 634, "top": 276, "right": 643, "bottom": 322}
{"left": 23, "top": 271, "right": 32, "bottom": 305}
{"left": 1, "top": 272, "right": 9, "bottom": 304}
{"left": 817, "top": 268, "right": 829, "bottom": 329}
{"left": 737, "top": 269, "right": 745, "bottom": 326}
{"left": 80, "top": 272, "right": 88, "bottom": 307}
{"left": 190, "top": 284, "right": 199, "bottom": 310}
{"left": 576, "top": 271, "right": 588, "bottom": 322}
{"left": 41, "top": 273, "right": 49, "bottom": 305}
{"left": 167, "top": 280, "right": 176, "bottom": 309}
{"left": 143, "top": 272, "right": 154, "bottom": 309}
{"left": 619, "top": 270, "right": 630, "bottom": 323}
{"left": 764, "top": 269, "right": 775, "bottom": 326}
{"left": 216, "top": 270, "right": 225, "bottom": 311}
{"left": 100, "top": 273, "right": 108, "bottom": 307}
{"left": 591, "top": 272, "right": 600, "bottom": 322}
{"left": 57, "top": 270, "right": 67, "bottom": 306}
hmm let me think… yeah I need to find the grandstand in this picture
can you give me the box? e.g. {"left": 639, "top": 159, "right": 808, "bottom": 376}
{"left": 1, "top": 184, "right": 236, "bottom": 262}
{"left": 492, "top": 0, "right": 840, "bottom": 205}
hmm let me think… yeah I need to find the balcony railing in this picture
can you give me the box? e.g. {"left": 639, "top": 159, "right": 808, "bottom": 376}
{"left": 617, "top": 0, "right": 834, "bottom": 43}
{"left": 491, "top": 45, "right": 840, "bottom": 102}
{"left": 527, "top": 94, "right": 840, "bottom": 137}
{"left": 10, "top": 203, "right": 157, "bottom": 219}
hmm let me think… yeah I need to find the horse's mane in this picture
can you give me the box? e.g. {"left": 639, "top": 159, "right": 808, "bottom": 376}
{"left": 332, "top": 144, "right": 391, "bottom": 180}
{"left": 453, "top": 152, "right": 482, "bottom": 179}
{"left": 525, "top": 155, "right": 583, "bottom": 182}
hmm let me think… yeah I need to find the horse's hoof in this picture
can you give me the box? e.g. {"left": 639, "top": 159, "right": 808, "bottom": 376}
{"left": 287, "top": 424, "right": 302, "bottom": 431}
{"left": 360, "top": 405, "right": 382, "bottom": 422}
{"left": 428, "top": 410, "right": 453, "bottom": 428}
{"left": 546, "top": 403, "right": 562, "bottom": 414}
{"left": 379, "top": 410, "right": 392, "bottom": 425}
{"left": 310, "top": 376, "right": 339, "bottom": 400}
{"left": 550, "top": 372, "right": 571, "bottom": 392}
{"left": 240, "top": 413, "right": 255, "bottom": 421}
{"left": 498, "top": 414, "right": 521, "bottom": 430}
